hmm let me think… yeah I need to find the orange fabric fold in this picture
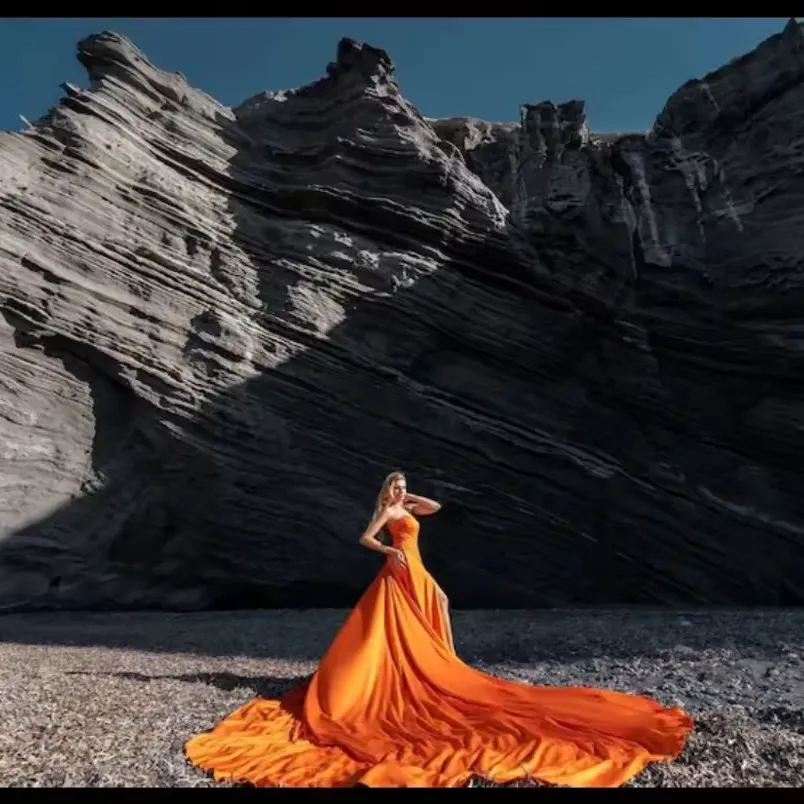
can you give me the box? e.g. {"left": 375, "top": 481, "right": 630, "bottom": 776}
{"left": 185, "top": 514, "right": 693, "bottom": 787}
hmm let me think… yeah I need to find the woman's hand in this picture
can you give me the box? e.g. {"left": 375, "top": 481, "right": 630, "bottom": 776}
{"left": 387, "top": 548, "right": 407, "bottom": 568}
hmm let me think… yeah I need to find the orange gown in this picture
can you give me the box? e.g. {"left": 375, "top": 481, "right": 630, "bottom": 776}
{"left": 184, "top": 514, "right": 693, "bottom": 787}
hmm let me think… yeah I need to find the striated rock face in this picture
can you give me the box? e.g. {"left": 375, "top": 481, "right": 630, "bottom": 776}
{"left": 2, "top": 24, "right": 804, "bottom": 611}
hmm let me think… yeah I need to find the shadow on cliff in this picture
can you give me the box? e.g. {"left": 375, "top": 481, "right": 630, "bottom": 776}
{"left": 0, "top": 96, "right": 564, "bottom": 621}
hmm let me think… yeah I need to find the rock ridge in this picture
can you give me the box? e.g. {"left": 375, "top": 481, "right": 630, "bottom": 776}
{"left": 1, "top": 22, "right": 804, "bottom": 610}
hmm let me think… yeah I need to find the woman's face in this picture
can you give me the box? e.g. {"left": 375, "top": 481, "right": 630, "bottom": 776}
{"left": 389, "top": 477, "right": 407, "bottom": 502}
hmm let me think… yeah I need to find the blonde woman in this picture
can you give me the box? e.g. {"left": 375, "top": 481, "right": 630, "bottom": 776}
{"left": 186, "top": 471, "right": 692, "bottom": 788}
{"left": 357, "top": 470, "right": 455, "bottom": 653}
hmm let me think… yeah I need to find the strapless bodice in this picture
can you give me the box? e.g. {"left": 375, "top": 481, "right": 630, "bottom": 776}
{"left": 386, "top": 514, "right": 419, "bottom": 549}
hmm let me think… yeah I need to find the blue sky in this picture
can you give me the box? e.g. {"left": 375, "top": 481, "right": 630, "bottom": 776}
{"left": 0, "top": 17, "right": 795, "bottom": 134}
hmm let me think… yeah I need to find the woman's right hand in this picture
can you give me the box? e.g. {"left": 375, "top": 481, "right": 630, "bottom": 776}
{"left": 387, "top": 548, "right": 407, "bottom": 568}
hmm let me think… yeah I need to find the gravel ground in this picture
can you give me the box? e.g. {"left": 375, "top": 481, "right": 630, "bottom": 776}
{"left": 0, "top": 608, "right": 802, "bottom": 787}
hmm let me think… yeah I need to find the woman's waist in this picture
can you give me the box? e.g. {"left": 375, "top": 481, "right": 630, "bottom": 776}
{"left": 391, "top": 537, "right": 419, "bottom": 552}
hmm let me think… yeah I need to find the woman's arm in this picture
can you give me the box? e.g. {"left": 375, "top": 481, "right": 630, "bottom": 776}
{"left": 404, "top": 493, "right": 441, "bottom": 516}
{"left": 360, "top": 508, "right": 407, "bottom": 567}
{"left": 359, "top": 508, "right": 394, "bottom": 555}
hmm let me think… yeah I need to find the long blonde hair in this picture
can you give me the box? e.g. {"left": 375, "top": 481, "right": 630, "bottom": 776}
{"left": 371, "top": 470, "right": 406, "bottom": 526}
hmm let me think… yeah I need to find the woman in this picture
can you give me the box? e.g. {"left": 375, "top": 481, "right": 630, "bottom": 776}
{"left": 185, "top": 471, "right": 693, "bottom": 788}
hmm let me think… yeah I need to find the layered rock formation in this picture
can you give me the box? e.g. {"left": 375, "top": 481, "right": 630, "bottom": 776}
{"left": 1, "top": 22, "right": 804, "bottom": 611}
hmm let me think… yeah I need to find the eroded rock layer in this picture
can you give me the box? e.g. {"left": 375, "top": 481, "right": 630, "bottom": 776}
{"left": 1, "top": 24, "right": 804, "bottom": 610}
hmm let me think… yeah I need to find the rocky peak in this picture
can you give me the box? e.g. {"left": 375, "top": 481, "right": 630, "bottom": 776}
{"left": 650, "top": 16, "right": 804, "bottom": 145}
{"left": 77, "top": 31, "right": 186, "bottom": 106}
{"left": 76, "top": 30, "right": 144, "bottom": 81}
{"left": 328, "top": 37, "right": 394, "bottom": 83}
{"left": 521, "top": 100, "right": 590, "bottom": 155}
{"left": 237, "top": 35, "right": 397, "bottom": 120}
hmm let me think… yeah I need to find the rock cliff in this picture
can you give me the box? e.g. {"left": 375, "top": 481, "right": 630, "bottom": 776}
{"left": 1, "top": 23, "right": 804, "bottom": 611}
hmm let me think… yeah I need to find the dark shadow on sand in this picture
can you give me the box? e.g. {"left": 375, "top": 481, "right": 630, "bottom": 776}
{"left": 0, "top": 607, "right": 801, "bottom": 664}
{"left": 64, "top": 668, "right": 310, "bottom": 700}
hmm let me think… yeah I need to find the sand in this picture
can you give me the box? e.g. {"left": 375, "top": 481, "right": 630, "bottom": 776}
{"left": 0, "top": 608, "right": 801, "bottom": 787}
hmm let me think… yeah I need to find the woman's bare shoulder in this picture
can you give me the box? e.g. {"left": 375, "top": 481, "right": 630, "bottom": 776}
{"left": 384, "top": 505, "right": 407, "bottom": 522}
